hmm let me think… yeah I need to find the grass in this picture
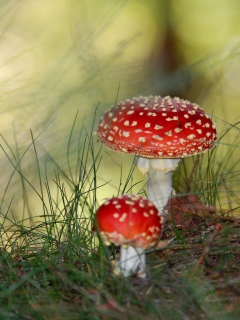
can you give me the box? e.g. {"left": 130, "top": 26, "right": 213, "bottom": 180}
{"left": 0, "top": 113, "right": 239, "bottom": 320}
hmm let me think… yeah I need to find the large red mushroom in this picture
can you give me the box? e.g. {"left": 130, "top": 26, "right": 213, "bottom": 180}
{"left": 95, "top": 194, "right": 163, "bottom": 277}
{"left": 97, "top": 96, "right": 217, "bottom": 214}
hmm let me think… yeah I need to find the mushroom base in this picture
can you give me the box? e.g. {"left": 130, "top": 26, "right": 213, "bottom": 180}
{"left": 115, "top": 246, "right": 146, "bottom": 278}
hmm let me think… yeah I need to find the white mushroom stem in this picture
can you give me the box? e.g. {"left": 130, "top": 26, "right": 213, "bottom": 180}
{"left": 115, "top": 246, "right": 146, "bottom": 278}
{"left": 137, "top": 157, "right": 181, "bottom": 214}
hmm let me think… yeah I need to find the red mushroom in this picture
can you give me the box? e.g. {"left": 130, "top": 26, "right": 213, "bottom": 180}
{"left": 97, "top": 96, "right": 217, "bottom": 214}
{"left": 95, "top": 194, "right": 163, "bottom": 277}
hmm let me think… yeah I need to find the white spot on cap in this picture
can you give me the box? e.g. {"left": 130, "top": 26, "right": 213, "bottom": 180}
{"left": 124, "top": 120, "right": 129, "bottom": 126}
{"left": 149, "top": 226, "right": 156, "bottom": 233}
{"left": 152, "top": 135, "right": 163, "bottom": 141}
{"left": 113, "top": 126, "right": 118, "bottom": 131}
{"left": 196, "top": 129, "right": 202, "bottom": 134}
{"left": 158, "top": 151, "right": 163, "bottom": 156}
{"left": 206, "top": 132, "right": 212, "bottom": 137}
{"left": 196, "top": 119, "right": 202, "bottom": 125}
{"left": 113, "top": 118, "right": 117, "bottom": 122}
{"left": 143, "top": 212, "right": 149, "bottom": 217}
{"left": 131, "top": 121, "right": 137, "bottom": 126}
{"left": 147, "top": 112, "right": 157, "bottom": 116}
{"left": 119, "top": 213, "right": 127, "bottom": 222}
{"left": 108, "top": 112, "right": 113, "bottom": 118}
{"left": 205, "top": 123, "right": 210, "bottom": 128}
{"left": 113, "top": 213, "right": 119, "bottom": 218}
{"left": 107, "top": 136, "right": 113, "bottom": 141}
{"left": 127, "top": 110, "right": 134, "bottom": 115}
{"left": 135, "top": 129, "right": 143, "bottom": 133}
{"left": 139, "top": 112, "right": 144, "bottom": 116}
{"left": 187, "top": 134, "right": 195, "bottom": 139}
{"left": 184, "top": 114, "right": 189, "bottom": 118}
{"left": 139, "top": 137, "right": 146, "bottom": 143}
{"left": 145, "top": 122, "right": 151, "bottom": 128}
{"left": 123, "top": 131, "right": 130, "bottom": 137}
{"left": 165, "top": 131, "right": 172, "bottom": 136}
{"left": 125, "top": 200, "right": 134, "bottom": 205}
{"left": 174, "top": 127, "right": 182, "bottom": 133}
{"left": 185, "top": 122, "right": 191, "bottom": 128}
{"left": 188, "top": 110, "right": 196, "bottom": 115}
{"left": 154, "top": 125, "right": 163, "bottom": 130}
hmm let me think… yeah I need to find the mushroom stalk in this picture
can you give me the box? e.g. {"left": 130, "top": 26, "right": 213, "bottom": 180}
{"left": 137, "top": 157, "right": 181, "bottom": 214}
{"left": 116, "top": 246, "right": 146, "bottom": 278}
{"left": 147, "top": 168, "right": 174, "bottom": 214}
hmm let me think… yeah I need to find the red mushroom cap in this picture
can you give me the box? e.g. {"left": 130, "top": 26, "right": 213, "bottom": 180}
{"left": 97, "top": 95, "right": 217, "bottom": 158}
{"left": 95, "top": 194, "right": 163, "bottom": 249}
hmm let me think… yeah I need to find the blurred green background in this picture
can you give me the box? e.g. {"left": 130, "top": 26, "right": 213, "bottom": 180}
{"left": 1, "top": 0, "right": 240, "bottom": 220}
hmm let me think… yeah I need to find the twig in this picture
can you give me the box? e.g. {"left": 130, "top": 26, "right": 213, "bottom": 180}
{"left": 191, "top": 223, "right": 222, "bottom": 276}
{"left": 145, "top": 237, "right": 175, "bottom": 254}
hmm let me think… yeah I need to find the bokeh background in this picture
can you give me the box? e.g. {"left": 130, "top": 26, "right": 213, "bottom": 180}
{"left": 1, "top": 0, "right": 240, "bottom": 222}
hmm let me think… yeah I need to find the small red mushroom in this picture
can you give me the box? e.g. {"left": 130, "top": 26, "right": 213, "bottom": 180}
{"left": 95, "top": 194, "right": 164, "bottom": 277}
{"left": 97, "top": 96, "right": 217, "bottom": 214}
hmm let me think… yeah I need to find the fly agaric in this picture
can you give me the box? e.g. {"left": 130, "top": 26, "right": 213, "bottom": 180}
{"left": 95, "top": 194, "right": 163, "bottom": 278}
{"left": 97, "top": 96, "right": 217, "bottom": 214}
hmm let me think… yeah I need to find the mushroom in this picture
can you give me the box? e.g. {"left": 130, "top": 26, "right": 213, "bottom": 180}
{"left": 97, "top": 95, "right": 217, "bottom": 214}
{"left": 95, "top": 194, "right": 163, "bottom": 278}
